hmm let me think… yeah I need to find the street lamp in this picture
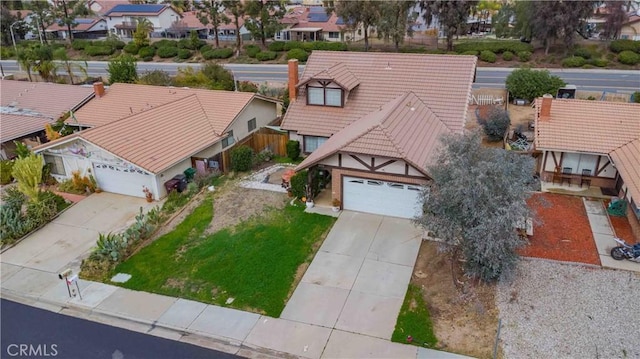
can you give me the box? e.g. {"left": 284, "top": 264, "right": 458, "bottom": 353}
{"left": 10, "top": 21, "right": 21, "bottom": 55}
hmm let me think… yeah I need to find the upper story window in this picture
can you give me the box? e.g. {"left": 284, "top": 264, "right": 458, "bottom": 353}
{"left": 222, "top": 130, "right": 235, "bottom": 148}
{"left": 307, "top": 85, "right": 342, "bottom": 107}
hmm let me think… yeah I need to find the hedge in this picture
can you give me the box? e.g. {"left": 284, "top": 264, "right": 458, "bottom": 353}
{"left": 255, "top": 51, "right": 278, "bottom": 61}
{"left": 609, "top": 39, "right": 640, "bottom": 54}
{"left": 105, "top": 39, "right": 125, "bottom": 50}
{"left": 454, "top": 40, "right": 533, "bottom": 54}
{"left": 202, "top": 47, "right": 233, "bottom": 59}
{"left": 573, "top": 47, "right": 592, "bottom": 59}
{"left": 268, "top": 41, "right": 285, "bottom": 52}
{"left": 84, "top": 45, "right": 114, "bottom": 56}
{"left": 157, "top": 46, "right": 179, "bottom": 58}
{"left": 153, "top": 39, "right": 178, "bottom": 49}
{"left": 462, "top": 50, "right": 478, "bottom": 56}
{"left": 290, "top": 170, "right": 307, "bottom": 198}
{"left": 123, "top": 43, "right": 140, "bottom": 54}
{"left": 562, "top": 56, "right": 587, "bottom": 68}
{"left": 479, "top": 50, "right": 496, "bottom": 63}
{"left": 312, "top": 41, "right": 347, "bottom": 51}
{"left": 230, "top": 145, "right": 254, "bottom": 172}
{"left": 588, "top": 58, "right": 608, "bottom": 67}
{"left": 199, "top": 44, "right": 212, "bottom": 53}
{"left": 618, "top": 50, "right": 640, "bottom": 65}
{"left": 287, "top": 48, "right": 308, "bottom": 62}
{"left": 245, "top": 44, "right": 261, "bottom": 58}
{"left": 177, "top": 49, "right": 192, "bottom": 59}
{"left": 178, "top": 38, "right": 205, "bottom": 50}
{"left": 138, "top": 46, "right": 156, "bottom": 59}
{"left": 284, "top": 41, "right": 304, "bottom": 51}
{"left": 502, "top": 51, "right": 514, "bottom": 61}
{"left": 517, "top": 51, "right": 532, "bottom": 62}
{"left": 72, "top": 39, "right": 90, "bottom": 50}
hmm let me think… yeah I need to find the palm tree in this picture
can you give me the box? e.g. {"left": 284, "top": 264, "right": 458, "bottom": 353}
{"left": 16, "top": 48, "right": 35, "bottom": 82}
{"left": 34, "top": 59, "right": 57, "bottom": 82}
{"left": 53, "top": 48, "right": 87, "bottom": 84}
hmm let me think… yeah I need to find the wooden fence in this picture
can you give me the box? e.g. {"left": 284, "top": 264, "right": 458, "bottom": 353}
{"left": 221, "top": 128, "right": 288, "bottom": 172}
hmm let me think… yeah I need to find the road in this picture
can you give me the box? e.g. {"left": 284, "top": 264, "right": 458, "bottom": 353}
{"left": 1, "top": 59, "right": 639, "bottom": 92}
{"left": 0, "top": 299, "right": 238, "bottom": 359}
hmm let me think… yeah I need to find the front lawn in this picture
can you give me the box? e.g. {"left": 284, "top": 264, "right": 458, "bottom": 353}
{"left": 114, "top": 195, "right": 336, "bottom": 317}
{"left": 392, "top": 284, "right": 437, "bottom": 347}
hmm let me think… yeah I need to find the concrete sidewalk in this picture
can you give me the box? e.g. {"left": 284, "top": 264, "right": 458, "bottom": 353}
{"left": 583, "top": 199, "right": 640, "bottom": 272}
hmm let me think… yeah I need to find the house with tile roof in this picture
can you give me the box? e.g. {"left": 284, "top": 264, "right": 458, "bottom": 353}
{"left": 104, "top": 4, "right": 180, "bottom": 38}
{"left": 46, "top": 18, "right": 108, "bottom": 40}
{"left": 621, "top": 14, "right": 640, "bottom": 40}
{"left": 280, "top": 52, "right": 477, "bottom": 218}
{"left": 34, "top": 83, "right": 280, "bottom": 200}
{"left": 0, "top": 80, "right": 94, "bottom": 160}
{"left": 534, "top": 96, "right": 640, "bottom": 222}
{"left": 275, "top": 6, "right": 364, "bottom": 43}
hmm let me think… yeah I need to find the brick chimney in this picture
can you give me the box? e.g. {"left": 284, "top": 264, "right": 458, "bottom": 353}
{"left": 93, "top": 82, "right": 105, "bottom": 98}
{"left": 539, "top": 94, "right": 553, "bottom": 121}
{"left": 288, "top": 59, "right": 299, "bottom": 102}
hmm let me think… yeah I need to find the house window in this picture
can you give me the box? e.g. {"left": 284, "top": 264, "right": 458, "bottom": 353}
{"left": 328, "top": 32, "right": 339, "bottom": 39}
{"left": 306, "top": 85, "right": 342, "bottom": 107}
{"left": 44, "top": 155, "right": 65, "bottom": 175}
{"left": 303, "top": 136, "right": 327, "bottom": 153}
{"left": 248, "top": 118, "right": 256, "bottom": 132}
{"left": 222, "top": 130, "right": 235, "bottom": 148}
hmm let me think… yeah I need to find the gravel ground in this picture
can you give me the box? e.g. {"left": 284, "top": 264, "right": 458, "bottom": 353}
{"left": 497, "top": 259, "right": 640, "bottom": 359}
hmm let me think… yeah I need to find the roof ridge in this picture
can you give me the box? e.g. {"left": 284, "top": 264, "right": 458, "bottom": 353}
{"left": 191, "top": 93, "right": 221, "bottom": 136}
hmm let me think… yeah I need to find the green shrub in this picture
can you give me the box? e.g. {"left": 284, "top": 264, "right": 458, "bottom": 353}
{"left": 286, "top": 140, "right": 300, "bottom": 161}
{"left": 562, "top": 56, "right": 587, "bottom": 68}
{"left": 72, "top": 39, "right": 90, "bottom": 50}
{"left": 284, "top": 41, "right": 303, "bottom": 51}
{"left": 618, "top": 50, "right": 640, "bottom": 65}
{"left": 138, "top": 46, "right": 156, "bottom": 59}
{"left": 245, "top": 44, "right": 261, "bottom": 58}
{"left": 84, "top": 45, "right": 114, "bottom": 56}
{"left": 230, "top": 145, "right": 254, "bottom": 172}
{"left": 454, "top": 40, "right": 533, "bottom": 54}
{"left": 479, "top": 50, "right": 497, "bottom": 63}
{"left": 290, "top": 170, "right": 307, "bottom": 198}
{"left": 177, "top": 49, "right": 192, "bottom": 59}
{"left": 105, "top": 39, "right": 125, "bottom": 50}
{"left": 462, "top": 50, "right": 479, "bottom": 56}
{"left": 255, "top": 50, "right": 278, "bottom": 61}
{"left": 153, "top": 39, "right": 178, "bottom": 49}
{"left": 142, "top": 56, "right": 154, "bottom": 62}
{"left": 573, "top": 47, "right": 592, "bottom": 59}
{"left": 632, "top": 91, "right": 640, "bottom": 103}
{"left": 177, "top": 38, "right": 205, "bottom": 50}
{"left": 0, "top": 160, "right": 14, "bottom": 184}
{"left": 301, "top": 42, "right": 315, "bottom": 52}
{"left": 287, "top": 48, "right": 308, "bottom": 62}
{"left": 204, "top": 47, "right": 234, "bottom": 59}
{"left": 505, "top": 68, "right": 566, "bottom": 102}
{"left": 517, "top": 51, "right": 532, "bottom": 62}
{"left": 478, "top": 108, "right": 510, "bottom": 142}
{"left": 123, "top": 42, "right": 140, "bottom": 54}
{"left": 610, "top": 39, "right": 640, "bottom": 53}
{"left": 268, "top": 41, "right": 285, "bottom": 52}
{"left": 157, "top": 46, "right": 179, "bottom": 58}
{"left": 1, "top": 187, "right": 25, "bottom": 212}
{"left": 311, "top": 41, "right": 347, "bottom": 51}
{"left": 502, "top": 51, "right": 514, "bottom": 61}
{"left": 199, "top": 44, "right": 213, "bottom": 53}
{"left": 588, "top": 58, "right": 608, "bottom": 67}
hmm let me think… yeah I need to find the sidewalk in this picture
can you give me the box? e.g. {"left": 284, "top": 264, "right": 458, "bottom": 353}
{"left": 583, "top": 199, "right": 640, "bottom": 272}
{"left": 1, "top": 262, "right": 469, "bottom": 359}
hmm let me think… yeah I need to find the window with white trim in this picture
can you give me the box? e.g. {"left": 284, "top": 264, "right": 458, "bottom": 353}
{"left": 328, "top": 32, "right": 339, "bottom": 39}
{"left": 303, "top": 136, "right": 327, "bottom": 153}
{"left": 222, "top": 130, "right": 235, "bottom": 147}
{"left": 44, "top": 155, "right": 65, "bottom": 175}
{"left": 248, "top": 118, "right": 256, "bottom": 132}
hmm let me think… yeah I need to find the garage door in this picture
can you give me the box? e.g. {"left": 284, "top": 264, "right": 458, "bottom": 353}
{"left": 342, "top": 176, "right": 423, "bottom": 218}
{"left": 93, "top": 163, "right": 154, "bottom": 198}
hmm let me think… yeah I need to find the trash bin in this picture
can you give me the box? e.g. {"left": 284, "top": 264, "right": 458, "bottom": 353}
{"left": 172, "top": 174, "right": 187, "bottom": 192}
{"left": 184, "top": 167, "right": 196, "bottom": 182}
{"left": 164, "top": 179, "right": 180, "bottom": 194}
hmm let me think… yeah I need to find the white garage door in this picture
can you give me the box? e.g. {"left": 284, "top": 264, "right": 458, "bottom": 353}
{"left": 93, "top": 163, "right": 154, "bottom": 198}
{"left": 342, "top": 176, "right": 423, "bottom": 219}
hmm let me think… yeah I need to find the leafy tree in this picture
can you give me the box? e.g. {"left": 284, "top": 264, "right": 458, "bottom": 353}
{"left": 33, "top": 45, "right": 57, "bottom": 82}
{"left": 162, "top": 0, "right": 189, "bottom": 13}
{"left": 505, "top": 68, "right": 565, "bottom": 102}
{"left": 54, "top": 0, "right": 92, "bottom": 42}
{"left": 196, "top": 0, "right": 229, "bottom": 48}
{"left": 11, "top": 153, "right": 44, "bottom": 203}
{"left": 133, "top": 17, "right": 153, "bottom": 48}
{"left": 416, "top": 131, "right": 535, "bottom": 282}
{"left": 326, "top": 0, "right": 380, "bottom": 51}
{"left": 53, "top": 47, "right": 87, "bottom": 84}
{"left": 602, "top": 1, "right": 628, "bottom": 40}
{"left": 529, "top": 1, "right": 596, "bottom": 55}
{"left": 245, "top": 0, "right": 286, "bottom": 47}
{"left": 26, "top": 0, "right": 56, "bottom": 45}
{"left": 377, "top": 1, "right": 416, "bottom": 52}
{"left": 222, "top": 0, "right": 245, "bottom": 51}
{"left": 230, "top": 145, "right": 254, "bottom": 172}
{"left": 16, "top": 47, "right": 35, "bottom": 81}
{"left": 137, "top": 69, "right": 173, "bottom": 86}
{"left": 491, "top": 2, "right": 514, "bottom": 38}
{"left": 107, "top": 54, "right": 138, "bottom": 84}
{"left": 513, "top": 0, "right": 533, "bottom": 41}
{"left": 201, "top": 62, "right": 234, "bottom": 90}
{"left": 173, "top": 66, "right": 211, "bottom": 88}
{"left": 478, "top": 107, "right": 510, "bottom": 142}
{"left": 421, "top": 0, "right": 477, "bottom": 51}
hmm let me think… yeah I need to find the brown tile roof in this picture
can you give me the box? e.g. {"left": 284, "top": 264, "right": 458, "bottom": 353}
{"left": 1, "top": 80, "right": 94, "bottom": 142}
{"left": 283, "top": 6, "right": 344, "bottom": 33}
{"left": 534, "top": 99, "right": 640, "bottom": 154}
{"left": 298, "top": 62, "right": 359, "bottom": 91}
{"left": 297, "top": 92, "right": 451, "bottom": 176}
{"left": 609, "top": 139, "right": 640, "bottom": 202}
{"left": 47, "top": 18, "right": 103, "bottom": 32}
{"left": 281, "top": 51, "right": 476, "bottom": 137}
{"left": 89, "top": 0, "right": 129, "bottom": 15}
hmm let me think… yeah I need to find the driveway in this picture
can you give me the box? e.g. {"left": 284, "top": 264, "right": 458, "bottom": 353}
{"left": 280, "top": 211, "right": 422, "bottom": 340}
{"left": 1, "top": 193, "right": 160, "bottom": 275}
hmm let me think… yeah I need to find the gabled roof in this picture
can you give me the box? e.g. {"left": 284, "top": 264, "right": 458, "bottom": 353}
{"left": 1, "top": 80, "right": 94, "bottom": 142}
{"left": 282, "top": 6, "right": 346, "bottom": 33}
{"left": 298, "top": 62, "right": 359, "bottom": 91}
{"left": 105, "top": 4, "right": 170, "bottom": 16}
{"left": 46, "top": 18, "right": 105, "bottom": 32}
{"left": 297, "top": 92, "right": 451, "bottom": 176}
{"left": 609, "top": 139, "right": 640, "bottom": 202}
{"left": 281, "top": 51, "right": 476, "bottom": 138}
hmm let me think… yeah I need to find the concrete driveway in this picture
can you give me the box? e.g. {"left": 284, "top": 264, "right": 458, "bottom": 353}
{"left": 1, "top": 192, "right": 160, "bottom": 275}
{"left": 281, "top": 211, "right": 422, "bottom": 340}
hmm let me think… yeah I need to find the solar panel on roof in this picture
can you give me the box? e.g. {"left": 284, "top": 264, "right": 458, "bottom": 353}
{"left": 309, "top": 13, "right": 329, "bottom": 22}
{"left": 309, "top": 6, "right": 324, "bottom": 13}
{"left": 75, "top": 18, "right": 95, "bottom": 24}
{"left": 336, "top": 17, "right": 344, "bottom": 25}
{"left": 107, "top": 4, "right": 165, "bottom": 14}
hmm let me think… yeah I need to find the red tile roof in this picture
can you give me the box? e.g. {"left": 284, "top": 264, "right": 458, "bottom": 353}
{"left": 610, "top": 139, "right": 640, "bottom": 201}
{"left": 298, "top": 62, "right": 360, "bottom": 91}
{"left": 46, "top": 18, "right": 104, "bottom": 32}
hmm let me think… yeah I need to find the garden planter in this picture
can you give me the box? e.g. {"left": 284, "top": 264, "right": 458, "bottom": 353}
{"left": 332, "top": 206, "right": 340, "bottom": 212}
{"left": 305, "top": 201, "right": 314, "bottom": 208}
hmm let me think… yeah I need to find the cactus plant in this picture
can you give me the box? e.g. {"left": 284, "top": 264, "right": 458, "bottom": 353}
{"left": 11, "top": 154, "right": 43, "bottom": 202}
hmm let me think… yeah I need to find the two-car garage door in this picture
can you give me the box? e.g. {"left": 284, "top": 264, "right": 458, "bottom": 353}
{"left": 342, "top": 176, "right": 423, "bottom": 219}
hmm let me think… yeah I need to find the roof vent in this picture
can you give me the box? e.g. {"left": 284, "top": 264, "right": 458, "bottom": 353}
{"left": 385, "top": 62, "right": 392, "bottom": 70}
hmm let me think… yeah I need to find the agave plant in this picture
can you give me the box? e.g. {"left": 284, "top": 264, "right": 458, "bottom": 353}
{"left": 95, "top": 232, "right": 126, "bottom": 261}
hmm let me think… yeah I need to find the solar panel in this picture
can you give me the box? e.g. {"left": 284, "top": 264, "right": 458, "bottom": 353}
{"left": 309, "top": 6, "right": 324, "bottom": 13}
{"left": 309, "top": 13, "right": 329, "bottom": 22}
{"left": 336, "top": 17, "right": 344, "bottom": 25}
{"left": 75, "top": 18, "right": 95, "bottom": 24}
{"left": 107, "top": 4, "right": 165, "bottom": 14}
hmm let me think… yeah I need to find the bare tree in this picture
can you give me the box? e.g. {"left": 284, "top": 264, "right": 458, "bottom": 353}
{"left": 530, "top": 0, "right": 597, "bottom": 55}
{"left": 377, "top": 1, "right": 416, "bottom": 52}
{"left": 415, "top": 131, "right": 536, "bottom": 282}
{"left": 196, "top": 0, "right": 229, "bottom": 48}
{"left": 222, "top": 0, "right": 245, "bottom": 51}
{"left": 325, "top": 0, "right": 380, "bottom": 51}
{"left": 420, "top": 0, "right": 477, "bottom": 51}
{"left": 245, "top": 0, "right": 285, "bottom": 47}
{"left": 602, "top": 1, "right": 629, "bottom": 39}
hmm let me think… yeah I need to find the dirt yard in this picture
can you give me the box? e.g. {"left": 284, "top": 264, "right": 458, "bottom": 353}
{"left": 412, "top": 241, "right": 500, "bottom": 359}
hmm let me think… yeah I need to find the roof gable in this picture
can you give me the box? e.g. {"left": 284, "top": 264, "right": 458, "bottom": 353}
{"left": 609, "top": 139, "right": 640, "bottom": 202}
{"left": 298, "top": 62, "right": 360, "bottom": 91}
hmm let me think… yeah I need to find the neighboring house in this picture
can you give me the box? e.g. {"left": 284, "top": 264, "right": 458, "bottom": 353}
{"left": 280, "top": 52, "right": 477, "bottom": 218}
{"left": 276, "top": 6, "right": 363, "bottom": 42}
{"left": 46, "top": 18, "right": 108, "bottom": 40}
{"left": 620, "top": 14, "right": 640, "bottom": 40}
{"left": 104, "top": 4, "right": 180, "bottom": 38}
{"left": 180, "top": 10, "right": 251, "bottom": 41}
{"left": 0, "top": 80, "right": 94, "bottom": 159}
{"left": 88, "top": 0, "right": 130, "bottom": 16}
{"left": 534, "top": 96, "right": 640, "bottom": 222}
{"left": 9, "top": 10, "right": 39, "bottom": 40}
{"left": 35, "top": 83, "right": 279, "bottom": 200}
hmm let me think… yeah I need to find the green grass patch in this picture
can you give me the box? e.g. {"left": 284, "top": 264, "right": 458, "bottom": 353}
{"left": 273, "top": 155, "right": 303, "bottom": 164}
{"left": 114, "top": 197, "right": 335, "bottom": 317}
{"left": 392, "top": 284, "right": 437, "bottom": 347}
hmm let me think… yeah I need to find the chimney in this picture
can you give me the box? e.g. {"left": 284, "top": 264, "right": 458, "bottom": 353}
{"left": 288, "top": 59, "right": 299, "bottom": 102}
{"left": 93, "top": 82, "right": 105, "bottom": 98}
{"left": 539, "top": 94, "right": 553, "bottom": 121}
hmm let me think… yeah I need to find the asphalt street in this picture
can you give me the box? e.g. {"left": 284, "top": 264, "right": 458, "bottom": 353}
{"left": 1, "top": 60, "right": 638, "bottom": 92}
{"left": 0, "top": 299, "right": 238, "bottom": 359}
